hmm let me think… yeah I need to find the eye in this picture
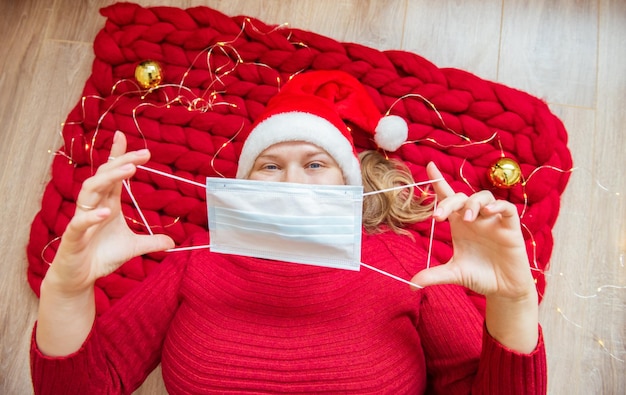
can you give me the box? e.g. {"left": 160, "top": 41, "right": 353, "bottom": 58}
{"left": 262, "top": 163, "right": 279, "bottom": 170}
{"left": 307, "top": 162, "right": 323, "bottom": 169}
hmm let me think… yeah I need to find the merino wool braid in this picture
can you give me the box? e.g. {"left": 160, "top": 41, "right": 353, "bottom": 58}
{"left": 27, "top": 3, "right": 572, "bottom": 312}
{"left": 31, "top": 231, "right": 546, "bottom": 394}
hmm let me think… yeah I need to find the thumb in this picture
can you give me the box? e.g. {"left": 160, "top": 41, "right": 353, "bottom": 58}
{"left": 410, "top": 263, "right": 460, "bottom": 288}
{"left": 134, "top": 234, "right": 176, "bottom": 256}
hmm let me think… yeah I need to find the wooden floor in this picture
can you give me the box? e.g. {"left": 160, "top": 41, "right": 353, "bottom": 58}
{"left": 1, "top": 0, "right": 624, "bottom": 393}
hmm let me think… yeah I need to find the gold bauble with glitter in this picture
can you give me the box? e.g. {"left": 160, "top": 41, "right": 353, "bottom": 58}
{"left": 488, "top": 157, "right": 522, "bottom": 188}
{"left": 134, "top": 60, "right": 163, "bottom": 89}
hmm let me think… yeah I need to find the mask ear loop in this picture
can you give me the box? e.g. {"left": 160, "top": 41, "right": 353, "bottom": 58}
{"left": 359, "top": 262, "right": 422, "bottom": 288}
{"left": 127, "top": 165, "right": 441, "bottom": 288}
{"left": 122, "top": 179, "right": 154, "bottom": 236}
{"left": 361, "top": 179, "right": 443, "bottom": 196}
{"left": 360, "top": 179, "right": 442, "bottom": 288}
{"left": 108, "top": 154, "right": 159, "bottom": 236}
{"left": 128, "top": 164, "right": 212, "bottom": 251}
{"left": 426, "top": 194, "right": 437, "bottom": 269}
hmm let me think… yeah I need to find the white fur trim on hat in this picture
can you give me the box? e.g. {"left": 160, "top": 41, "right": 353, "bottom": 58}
{"left": 236, "top": 112, "right": 362, "bottom": 185}
{"left": 374, "top": 115, "right": 408, "bottom": 152}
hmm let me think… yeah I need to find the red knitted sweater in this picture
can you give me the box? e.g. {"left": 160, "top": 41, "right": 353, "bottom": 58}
{"left": 30, "top": 230, "right": 546, "bottom": 394}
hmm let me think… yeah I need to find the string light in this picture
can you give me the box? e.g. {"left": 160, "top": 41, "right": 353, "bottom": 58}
{"left": 554, "top": 305, "right": 625, "bottom": 362}
{"left": 125, "top": 215, "right": 181, "bottom": 231}
{"left": 457, "top": 159, "right": 477, "bottom": 194}
{"left": 387, "top": 93, "right": 470, "bottom": 141}
{"left": 555, "top": 271, "right": 626, "bottom": 299}
{"left": 210, "top": 123, "right": 244, "bottom": 178}
{"left": 41, "top": 236, "right": 61, "bottom": 266}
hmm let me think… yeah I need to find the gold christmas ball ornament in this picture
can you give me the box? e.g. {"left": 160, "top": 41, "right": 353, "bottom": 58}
{"left": 488, "top": 157, "right": 522, "bottom": 188}
{"left": 134, "top": 60, "right": 163, "bottom": 89}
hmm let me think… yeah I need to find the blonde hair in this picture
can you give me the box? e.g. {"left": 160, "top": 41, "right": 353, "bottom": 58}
{"left": 360, "top": 150, "right": 433, "bottom": 235}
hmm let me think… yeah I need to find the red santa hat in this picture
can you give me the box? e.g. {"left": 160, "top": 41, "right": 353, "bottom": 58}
{"left": 235, "top": 70, "right": 408, "bottom": 185}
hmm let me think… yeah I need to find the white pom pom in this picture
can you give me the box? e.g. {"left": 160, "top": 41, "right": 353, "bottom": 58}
{"left": 374, "top": 115, "right": 408, "bottom": 151}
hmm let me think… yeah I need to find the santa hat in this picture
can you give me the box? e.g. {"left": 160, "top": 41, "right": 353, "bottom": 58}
{"left": 235, "top": 70, "right": 408, "bottom": 185}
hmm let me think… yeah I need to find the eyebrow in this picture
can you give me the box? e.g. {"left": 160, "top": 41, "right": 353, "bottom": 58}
{"left": 257, "top": 148, "right": 332, "bottom": 160}
{"left": 302, "top": 149, "right": 332, "bottom": 159}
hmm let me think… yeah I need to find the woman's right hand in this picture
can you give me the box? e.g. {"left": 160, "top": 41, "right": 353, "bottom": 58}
{"left": 44, "top": 131, "right": 175, "bottom": 295}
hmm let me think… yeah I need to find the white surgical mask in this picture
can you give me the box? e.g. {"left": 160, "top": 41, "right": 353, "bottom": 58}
{"left": 206, "top": 178, "right": 364, "bottom": 271}
{"left": 135, "top": 164, "right": 439, "bottom": 286}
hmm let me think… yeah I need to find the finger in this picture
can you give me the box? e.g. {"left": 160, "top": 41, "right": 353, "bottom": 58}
{"left": 102, "top": 133, "right": 150, "bottom": 204}
{"left": 63, "top": 207, "right": 112, "bottom": 243}
{"left": 109, "top": 131, "right": 127, "bottom": 159}
{"left": 410, "top": 263, "right": 461, "bottom": 289}
{"left": 433, "top": 192, "right": 468, "bottom": 221}
{"left": 133, "top": 234, "right": 176, "bottom": 256}
{"left": 426, "top": 162, "right": 455, "bottom": 199}
{"left": 96, "top": 136, "right": 150, "bottom": 176}
{"left": 482, "top": 200, "right": 522, "bottom": 229}
{"left": 76, "top": 149, "right": 150, "bottom": 209}
{"left": 74, "top": 132, "right": 134, "bottom": 209}
{"left": 483, "top": 199, "right": 519, "bottom": 218}
{"left": 76, "top": 162, "right": 137, "bottom": 207}
{"left": 460, "top": 190, "right": 497, "bottom": 221}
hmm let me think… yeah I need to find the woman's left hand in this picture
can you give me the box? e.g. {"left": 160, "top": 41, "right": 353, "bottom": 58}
{"left": 411, "top": 162, "right": 535, "bottom": 299}
{"left": 411, "top": 162, "right": 539, "bottom": 352}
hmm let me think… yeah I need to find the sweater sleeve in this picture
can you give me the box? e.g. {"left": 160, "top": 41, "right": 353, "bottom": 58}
{"left": 30, "top": 249, "right": 190, "bottom": 395}
{"left": 473, "top": 324, "right": 547, "bottom": 394}
{"left": 417, "top": 284, "right": 547, "bottom": 395}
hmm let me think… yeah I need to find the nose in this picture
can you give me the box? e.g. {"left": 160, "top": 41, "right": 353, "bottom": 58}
{"left": 283, "top": 166, "right": 306, "bottom": 184}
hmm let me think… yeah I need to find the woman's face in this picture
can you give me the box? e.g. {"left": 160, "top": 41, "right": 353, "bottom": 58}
{"left": 247, "top": 141, "right": 345, "bottom": 185}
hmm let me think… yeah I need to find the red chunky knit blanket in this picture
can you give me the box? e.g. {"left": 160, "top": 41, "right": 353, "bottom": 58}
{"left": 27, "top": 2, "right": 572, "bottom": 313}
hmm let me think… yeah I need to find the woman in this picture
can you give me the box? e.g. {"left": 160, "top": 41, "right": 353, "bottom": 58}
{"left": 31, "top": 71, "right": 546, "bottom": 394}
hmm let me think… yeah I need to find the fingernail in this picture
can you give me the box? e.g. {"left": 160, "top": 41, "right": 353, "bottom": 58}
{"left": 434, "top": 208, "right": 443, "bottom": 217}
{"left": 134, "top": 149, "right": 149, "bottom": 156}
{"left": 463, "top": 209, "right": 473, "bottom": 221}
